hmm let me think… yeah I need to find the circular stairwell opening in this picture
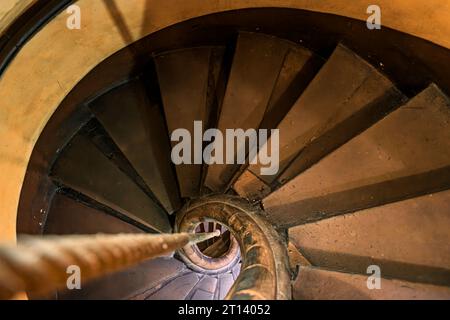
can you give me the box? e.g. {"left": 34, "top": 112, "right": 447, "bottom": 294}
{"left": 195, "top": 222, "right": 235, "bottom": 259}
{"left": 184, "top": 220, "right": 241, "bottom": 274}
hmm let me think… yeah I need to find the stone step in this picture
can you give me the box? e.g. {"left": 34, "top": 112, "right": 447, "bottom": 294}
{"left": 155, "top": 47, "right": 224, "bottom": 198}
{"left": 235, "top": 44, "right": 403, "bottom": 200}
{"left": 90, "top": 79, "right": 180, "bottom": 213}
{"left": 264, "top": 84, "right": 450, "bottom": 228}
{"left": 146, "top": 272, "right": 200, "bottom": 300}
{"left": 205, "top": 32, "right": 310, "bottom": 192}
{"left": 293, "top": 266, "right": 450, "bottom": 300}
{"left": 51, "top": 133, "right": 171, "bottom": 233}
{"left": 58, "top": 258, "right": 186, "bottom": 300}
{"left": 289, "top": 190, "right": 450, "bottom": 286}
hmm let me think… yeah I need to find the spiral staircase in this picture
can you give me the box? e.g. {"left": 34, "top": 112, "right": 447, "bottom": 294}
{"left": 1, "top": 2, "right": 450, "bottom": 300}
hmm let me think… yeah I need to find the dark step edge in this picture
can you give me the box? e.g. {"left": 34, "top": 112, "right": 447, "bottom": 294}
{"left": 267, "top": 165, "right": 450, "bottom": 228}
{"left": 259, "top": 52, "right": 325, "bottom": 131}
{"left": 49, "top": 187, "right": 159, "bottom": 234}
{"left": 184, "top": 274, "right": 213, "bottom": 300}
{"left": 145, "top": 58, "right": 185, "bottom": 204}
{"left": 143, "top": 271, "right": 201, "bottom": 300}
{"left": 200, "top": 46, "right": 232, "bottom": 196}
{"left": 273, "top": 87, "right": 408, "bottom": 188}
{"left": 50, "top": 118, "right": 170, "bottom": 216}
{"left": 298, "top": 249, "right": 450, "bottom": 287}
{"left": 127, "top": 267, "right": 190, "bottom": 300}
{"left": 154, "top": 46, "right": 229, "bottom": 199}
{"left": 232, "top": 86, "right": 406, "bottom": 199}
{"left": 225, "top": 49, "right": 325, "bottom": 193}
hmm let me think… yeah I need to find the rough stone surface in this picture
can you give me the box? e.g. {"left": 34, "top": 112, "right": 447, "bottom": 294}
{"left": 264, "top": 85, "right": 450, "bottom": 227}
{"left": 146, "top": 272, "right": 200, "bottom": 300}
{"left": 218, "top": 273, "right": 235, "bottom": 300}
{"left": 289, "top": 190, "right": 450, "bottom": 286}
{"left": 293, "top": 267, "right": 450, "bottom": 300}
{"left": 58, "top": 258, "right": 186, "bottom": 300}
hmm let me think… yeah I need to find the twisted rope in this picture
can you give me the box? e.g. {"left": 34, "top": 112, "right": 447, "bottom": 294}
{"left": 0, "top": 231, "right": 220, "bottom": 300}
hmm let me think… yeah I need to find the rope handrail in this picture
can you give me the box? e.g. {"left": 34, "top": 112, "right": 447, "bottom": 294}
{"left": 0, "top": 231, "right": 220, "bottom": 300}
